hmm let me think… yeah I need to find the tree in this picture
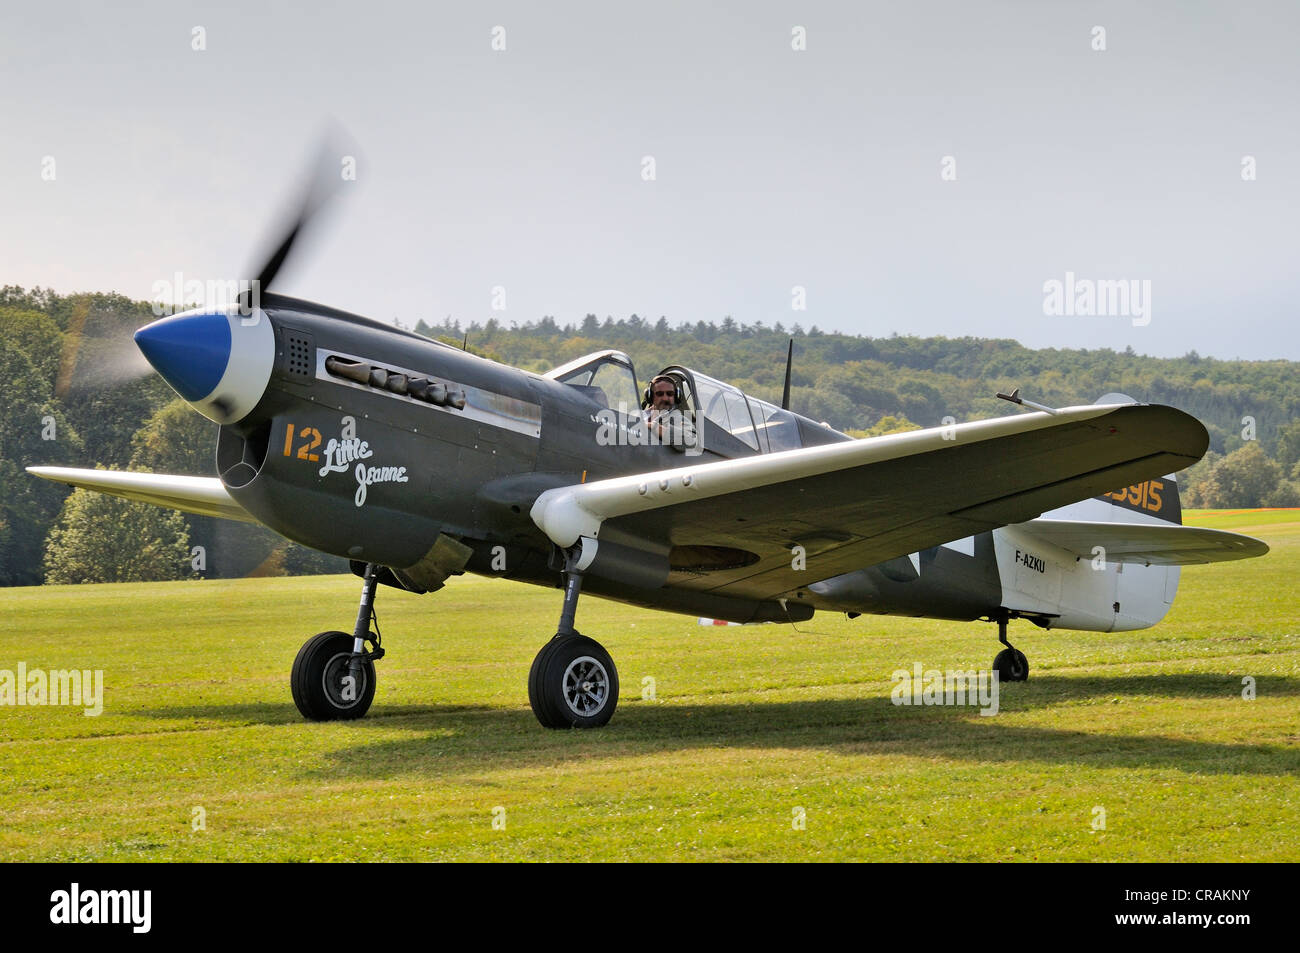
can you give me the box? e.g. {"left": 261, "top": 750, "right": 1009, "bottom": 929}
{"left": 129, "top": 399, "right": 220, "bottom": 476}
{"left": 1196, "top": 442, "right": 1281, "bottom": 508}
{"left": 44, "top": 480, "right": 192, "bottom": 584}
{"left": 1273, "top": 419, "right": 1300, "bottom": 474}
{"left": 1178, "top": 450, "right": 1220, "bottom": 508}
{"left": 281, "top": 542, "right": 350, "bottom": 576}
{"left": 0, "top": 338, "right": 81, "bottom": 585}
{"left": 1263, "top": 480, "right": 1300, "bottom": 507}
{"left": 861, "top": 414, "right": 922, "bottom": 437}
{"left": 34, "top": 292, "right": 176, "bottom": 467}
{"left": 0, "top": 306, "right": 63, "bottom": 385}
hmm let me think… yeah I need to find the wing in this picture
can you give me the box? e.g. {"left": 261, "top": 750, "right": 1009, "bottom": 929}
{"left": 531, "top": 402, "right": 1213, "bottom": 600}
{"left": 1012, "top": 518, "right": 1267, "bottom": 565}
{"left": 27, "top": 467, "right": 256, "bottom": 523}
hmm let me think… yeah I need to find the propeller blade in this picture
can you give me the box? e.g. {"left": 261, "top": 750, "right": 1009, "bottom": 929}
{"left": 247, "top": 125, "right": 358, "bottom": 296}
{"left": 254, "top": 219, "right": 305, "bottom": 292}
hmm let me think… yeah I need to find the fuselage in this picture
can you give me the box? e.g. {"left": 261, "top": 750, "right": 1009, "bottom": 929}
{"left": 141, "top": 297, "right": 1182, "bottom": 632}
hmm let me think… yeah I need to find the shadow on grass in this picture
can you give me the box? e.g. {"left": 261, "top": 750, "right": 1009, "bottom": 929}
{"left": 130, "top": 672, "right": 1300, "bottom": 781}
{"left": 1016, "top": 672, "right": 1298, "bottom": 698}
{"left": 131, "top": 671, "right": 1300, "bottom": 727}
{"left": 308, "top": 698, "right": 1299, "bottom": 781}
{"left": 126, "top": 702, "right": 492, "bottom": 726}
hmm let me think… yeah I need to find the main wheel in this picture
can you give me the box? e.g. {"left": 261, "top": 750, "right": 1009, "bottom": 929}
{"left": 993, "top": 647, "right": 1029, "bottom": 682}
{"left": 529, "top": 633, "right": 619, "bottom": 729}
{"left": 291, "top": 630, "right": 376, "bottom": 720}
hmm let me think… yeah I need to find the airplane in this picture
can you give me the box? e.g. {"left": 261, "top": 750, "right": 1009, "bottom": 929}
{"left": 27, "top": 167, "right": 1269, "bottom": 730}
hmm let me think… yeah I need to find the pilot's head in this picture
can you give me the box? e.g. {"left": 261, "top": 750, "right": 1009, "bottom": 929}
{"left": 650, "top": 375, "right": 677, "bottom": 411}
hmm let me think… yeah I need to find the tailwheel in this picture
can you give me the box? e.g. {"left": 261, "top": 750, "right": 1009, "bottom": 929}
{"left": 992, "top": 646, "right": 1029, "bottom": 682}
{"left": 529, "top": 633, "right": 619, "bottom": 729}
{"left": 291, "top": 630, "right": 377, "bottom": 720}
{"left": 991, "top": 610, "right": 1029, "bottom": 682}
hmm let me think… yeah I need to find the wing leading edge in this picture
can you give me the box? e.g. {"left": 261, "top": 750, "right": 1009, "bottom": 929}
{"left": 532, "top": 402, "right": 1216, "bottom": 601}
{"left": 27, "top": 467, "right": 256, "bottom": 524}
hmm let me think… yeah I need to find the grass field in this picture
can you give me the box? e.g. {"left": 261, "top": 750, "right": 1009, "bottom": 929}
{"left": 1, "top": 511, "right": 1296, "bottom": 862}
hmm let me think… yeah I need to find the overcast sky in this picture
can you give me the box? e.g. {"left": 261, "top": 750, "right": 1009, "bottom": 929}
{"left": 3, "top": 1, "right": 1297, "bottom": 360}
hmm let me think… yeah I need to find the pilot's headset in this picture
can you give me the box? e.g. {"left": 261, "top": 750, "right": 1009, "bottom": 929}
{"left": 642, "top": 374, "right": 684, "bottom": 410}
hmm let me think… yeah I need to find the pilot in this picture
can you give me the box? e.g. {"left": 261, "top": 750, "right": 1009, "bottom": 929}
{"left": 644, "top": 374, "right": 697, "bottom": 452}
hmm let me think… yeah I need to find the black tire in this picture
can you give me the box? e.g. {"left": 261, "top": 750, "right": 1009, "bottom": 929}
{"left": 291, "top": 630, "right": 376, "bottom": 720}
{"left": 528, "top": 633, "right": 619, "bottom": 729}
{"left": 527, "top": 634, "right": 568, "bottom": 729}
{"left": 993, "top": 647, "right": 1029, "bottom": 682}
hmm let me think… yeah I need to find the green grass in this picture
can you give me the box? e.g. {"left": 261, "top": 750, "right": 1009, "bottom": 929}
{"left": 1183, "top": 507, "right": 1300, "bottom": 529}
{"left": 1, "top": 512, "right": 1296, "bottom": 861}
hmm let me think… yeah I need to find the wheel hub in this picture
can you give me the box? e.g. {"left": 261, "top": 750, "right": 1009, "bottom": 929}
{"left": 562, "top": 655, "right": 609, "bottom": 717}
{"left": 322, "top": 652, "right": 367, "bottom": 710}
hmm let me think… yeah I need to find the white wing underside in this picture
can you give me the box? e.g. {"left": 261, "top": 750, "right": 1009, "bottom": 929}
{"left": 1012, "top": 518, "right": 1268, "bottom": 565}
{"left": 26, "top": 467, "right": 255, "bottom": 523}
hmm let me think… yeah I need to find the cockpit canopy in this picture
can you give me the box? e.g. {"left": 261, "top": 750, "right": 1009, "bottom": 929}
{"left": 662, "top": 366, "right": 803, "bottom": 454}
{"left": 547, "top": 350, "right": 816, "bottom": 455}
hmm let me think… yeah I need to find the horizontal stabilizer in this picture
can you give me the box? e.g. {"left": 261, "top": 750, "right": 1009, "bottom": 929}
{"left": 26, "top": 467, "right": 256, "bottom": 524}
{"left": 1014, "top": 518, "right": 1268, "bottom": 565}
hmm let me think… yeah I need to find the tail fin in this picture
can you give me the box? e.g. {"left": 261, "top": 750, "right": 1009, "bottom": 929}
{"left": 1091, "top": 393, "right": 1182, "bottom": 524}
{"left": 1097, "top": 471, "right": 1182, "bottom": 524}
{"left": 1040, "top": 393, "right": 1183, "bottom": 525}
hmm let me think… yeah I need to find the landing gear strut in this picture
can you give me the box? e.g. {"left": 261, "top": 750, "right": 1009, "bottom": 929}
{"left": 528, "top": 546, "right": 619, "bottom": 729}
{"left": 291, "top": 562, "right": 386, "bottom": 720}
{"left": 991, "top": 610, "right": 1029, "bottom": 682}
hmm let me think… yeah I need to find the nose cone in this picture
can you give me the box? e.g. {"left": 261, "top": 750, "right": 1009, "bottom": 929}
{"left": 134, "top": 307, "right": 275, "bottom": 424}
{"left": 134, "top": 311, "right": 232, "bottom": 401}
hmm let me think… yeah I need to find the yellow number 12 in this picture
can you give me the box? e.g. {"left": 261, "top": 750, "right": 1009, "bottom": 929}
{"left": 283, "top": 423, "right": 322, "bottom": 462}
